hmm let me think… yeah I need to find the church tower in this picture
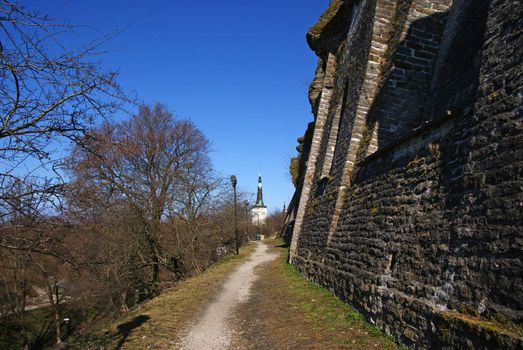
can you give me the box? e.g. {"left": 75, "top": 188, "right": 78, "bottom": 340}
{"left": 250, "top": 175, "right": 267, "bottom": 225}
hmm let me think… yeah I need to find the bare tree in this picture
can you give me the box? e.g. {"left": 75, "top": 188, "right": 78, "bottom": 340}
{"left": 0, "top": 248, "right": 31, "bottom": 350}
{"left": 0, "top": 0, "right": 126, "bottom": 252}
{"left": 0, "top": 3, "right": 128, "bottom": 347}
{"left": 35, "top": 256, "right": 70, "bottom": 347}
{"left": 166, "top": 159, "right": 225, "bottom": 272}
{"left": 69, "top": 103, "right": 211, "bottom": 293}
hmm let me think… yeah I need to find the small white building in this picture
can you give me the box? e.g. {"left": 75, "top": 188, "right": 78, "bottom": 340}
{"left": 250, "top": 175, "right": 267, "bottom": 225}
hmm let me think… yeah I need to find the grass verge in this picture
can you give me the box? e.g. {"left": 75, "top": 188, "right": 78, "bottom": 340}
{"left": 70, "top": 243, "right": 256, "bottom": 349}
{"left": 231, "top": 238, "right": 401, "bottom": 349}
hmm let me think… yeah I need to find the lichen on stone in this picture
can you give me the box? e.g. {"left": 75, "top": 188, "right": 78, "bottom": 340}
{"left": 308, "top": 0, "right": 344, "bottom": 38}
{"left": 306, "top": 0, "right": 352, "bottom": 54}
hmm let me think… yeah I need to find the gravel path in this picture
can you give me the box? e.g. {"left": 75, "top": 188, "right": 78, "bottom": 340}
{"left": 177, "top": 241, "right": 277, "bottom": 350}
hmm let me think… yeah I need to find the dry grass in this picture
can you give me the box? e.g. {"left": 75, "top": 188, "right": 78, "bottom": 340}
{"left": 441, "top": 311, "right": 523, "bottom": 339}
{"left": 74, "top": 239, "right": 403, "bottom": 349}
{"left": 231, "top": 239, "right": 401, "bottom": 349}
{"left": 73, "top": 243, "right": 256, "bottom": 349}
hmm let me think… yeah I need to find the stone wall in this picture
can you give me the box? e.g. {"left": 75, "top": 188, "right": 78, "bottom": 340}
{"left": 288, "top": 0, "right": 523, "bottom": 348}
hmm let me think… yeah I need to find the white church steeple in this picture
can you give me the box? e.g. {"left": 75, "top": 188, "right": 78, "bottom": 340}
{"left": 251, "top": 174, "right": 267, "bottom": 225}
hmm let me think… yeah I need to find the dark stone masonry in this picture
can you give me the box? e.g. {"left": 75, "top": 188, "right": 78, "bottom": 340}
{"left": 284, "top": 0, "right": 522, "bottom": 348}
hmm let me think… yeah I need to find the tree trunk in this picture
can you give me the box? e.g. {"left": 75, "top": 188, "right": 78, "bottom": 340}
{"left": 20, "top": 315, "right": 29, "bottom": 350}
{"left": 150, "top": 250, "right": 160, "bottom": 294}
{"left": 46, "top": 278, "right": 62, "bottom": 347}
{"left": 54, "top": 304, "right": 62, "bottom": 347}
{"left": 147, "top": 216, "right": 162, "bottom": 294}
{"left": 120, "top": 290, "right": 129, "bottom": 312}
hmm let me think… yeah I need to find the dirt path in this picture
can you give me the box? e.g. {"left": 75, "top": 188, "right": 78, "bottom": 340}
{"left": 229, "top": 241, "right": 400, "bottom": 350}
{"left": 176, "top": 241, "right": 277, "bottom": 350}
{"left": 172, "top": 240, "right": 398, "bottom": 350}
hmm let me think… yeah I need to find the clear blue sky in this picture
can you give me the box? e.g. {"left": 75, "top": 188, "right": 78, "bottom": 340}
{"left": 31, "top": 1, "right": 329, "bottom": 211}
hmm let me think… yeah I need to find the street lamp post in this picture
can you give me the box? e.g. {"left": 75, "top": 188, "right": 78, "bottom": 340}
{"left": 244, "top": 200, "right": 249, "bottom": 241}
{"left": 257, "top": 213, "right": 261, "bottom": 239}
{"left": 230, "top": 175, "right": 239, "bottom": 255}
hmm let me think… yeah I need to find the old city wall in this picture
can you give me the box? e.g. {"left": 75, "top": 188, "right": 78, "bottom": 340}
{"left": 288, "top": 0, "right": 522, "bottom": 348}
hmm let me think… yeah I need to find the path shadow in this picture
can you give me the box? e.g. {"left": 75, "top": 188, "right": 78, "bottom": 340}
{"left": 114, "top": 315, "right": 150, "bottom": 350}
{"left": 275, "top": 242, "right": 289, "bottom": 248}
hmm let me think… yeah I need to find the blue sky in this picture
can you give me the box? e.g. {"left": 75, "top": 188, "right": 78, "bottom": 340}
{"left": 32, "top": 1, "right": 329, "bottom": 211}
